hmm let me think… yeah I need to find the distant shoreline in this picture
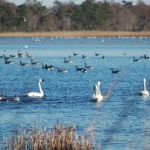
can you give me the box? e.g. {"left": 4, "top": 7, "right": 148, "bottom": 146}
{"left": 0, "top": 31, "right": 150, "bottom": 37}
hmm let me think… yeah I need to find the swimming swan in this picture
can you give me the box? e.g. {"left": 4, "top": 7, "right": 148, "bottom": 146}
{"left": 92, "top": 81, "right": 104, "bottom": 102}
{"left": 26, "top": 78, "right": 44, "bottom": 98}
{"left": 140, "top": 78, "right": 149, "bottom": 96}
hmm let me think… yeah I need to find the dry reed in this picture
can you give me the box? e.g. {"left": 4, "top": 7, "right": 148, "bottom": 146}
{"left": 2, "top": 124, "right": 97, "bottom": 150}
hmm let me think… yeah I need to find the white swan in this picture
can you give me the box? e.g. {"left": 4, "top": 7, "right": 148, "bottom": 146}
{"left": 140, "top": 78, "right": 149, "bottom": 96}
{"left": 92, "top": 81, "right": 104, "bottom": 102}
{"left": 26, "top": 78, "right": 44, "bottom": 98}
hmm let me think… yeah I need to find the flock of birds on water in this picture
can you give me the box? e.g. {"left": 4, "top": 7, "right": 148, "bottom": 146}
{"left": 0, "top": 47, "right": 150, "bottom": 102}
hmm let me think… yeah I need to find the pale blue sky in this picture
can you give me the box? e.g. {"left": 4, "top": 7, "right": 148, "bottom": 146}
{"left": 7, "top": 0, "right": 150, "bottom": 7}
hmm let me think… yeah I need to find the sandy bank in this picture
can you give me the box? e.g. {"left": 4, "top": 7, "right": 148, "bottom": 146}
{"left": 0, "top": 31, "right": 150, "bottom": 37}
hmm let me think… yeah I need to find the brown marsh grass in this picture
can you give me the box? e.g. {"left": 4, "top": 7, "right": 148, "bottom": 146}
{"left": 2, "top": 124, "right": 97, "bottom": 150}
{"left": 0, "top": 31, "right": 150, "bottom": 37}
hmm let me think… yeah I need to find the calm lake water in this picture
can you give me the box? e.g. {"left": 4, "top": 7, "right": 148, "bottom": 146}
{"left": 0, "top": 36, "right": 150, "bottom": 149}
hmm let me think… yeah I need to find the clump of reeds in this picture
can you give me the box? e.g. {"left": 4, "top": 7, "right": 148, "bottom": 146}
{"left": 2, "top": 124, "right": 96, "bottom": 150}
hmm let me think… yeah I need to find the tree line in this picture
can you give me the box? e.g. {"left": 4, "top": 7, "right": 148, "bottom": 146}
{"left": 0, "top": 0, "right": 150, "bottom": 32}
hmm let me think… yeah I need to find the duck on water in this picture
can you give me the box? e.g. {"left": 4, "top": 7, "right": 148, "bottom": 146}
{"left": 42, "top": 63, "right": 55, "bottom": 70}
{"left": 0, "top": 94, "right": 20, "bottom": 101}
{"left": 31, "top": 59, "right": 41, "bottom": 65}
{"left": 0, "top": 94, "right": 8, "bottom": 101}
{"left": 9, "top": 94, "right": 20, "bottom": 101}
{"left": 110, "top": 68, "right": 122, "bottom": 74}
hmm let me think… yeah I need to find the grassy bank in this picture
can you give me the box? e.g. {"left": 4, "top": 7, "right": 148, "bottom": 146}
{"left": 0, "top": 31, "right": 150, "bottom": 37}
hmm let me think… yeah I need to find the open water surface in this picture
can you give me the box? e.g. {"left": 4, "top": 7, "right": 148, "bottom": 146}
{"left": 0, "top": 36, "right": 150, "bottom": 149}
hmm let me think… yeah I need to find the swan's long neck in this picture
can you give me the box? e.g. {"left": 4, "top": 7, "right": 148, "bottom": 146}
{"left": 143, "top": 78, "right": 147, "bottom": 91}
{"left": 95, "top": 83, "right": 101, "bottom": 96}
{"left": 97, "top": 84, "right": 101, "bottom": 95}
{"left": 38, "top": 81, "right": 43, "bottom": 95}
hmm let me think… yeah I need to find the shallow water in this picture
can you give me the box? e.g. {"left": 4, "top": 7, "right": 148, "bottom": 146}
{"left": 0, "top": 36, "right": 150, "bottom": 149}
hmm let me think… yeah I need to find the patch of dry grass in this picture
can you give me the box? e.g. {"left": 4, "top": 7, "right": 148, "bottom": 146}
{"left": 2, "top": 124, "right": 97, "bottom": 150}
{"left": 0, "top": 31, "right": 150, "bottom": 37}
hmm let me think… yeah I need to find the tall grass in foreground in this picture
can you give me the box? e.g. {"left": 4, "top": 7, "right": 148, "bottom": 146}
{"left": 2, "top": 124, "right": 98, "bottom": 150}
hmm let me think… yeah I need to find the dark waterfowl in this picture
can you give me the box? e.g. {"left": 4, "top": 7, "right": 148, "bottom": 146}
{"left": 82, "top": 55, "right": 88, "bottom": 59}
{"left": 31, "top": 59, "right": 41, "bottom": 65}
{"left": 20, "top": 61, "right": 29, "bottom": 66}
{"left": 143, "top": 54, "right": 149, "bottom": 59}
{"left": 95, "top": 52, "right": 101, "bottom": 56}
{"left": 75, "top": 65, "right": 84, "bottom": 71}
{"left": 3, "top": 54, "right": 10, "bottom": 60}
{"left": 133, "top": 57, "right": 141, "bottom": 62}
{"left": 0, "top": 94, "right": 8, "bottom": 101}
{"left": 64, "top": 58, "right": 73, "bottom": 64}
{"left": 9, "top": 54, "right": 17, "bottom": 58}
{"left": 102, "top": 55, "right": 105, "bottom": 59}
{"left": 26, "top": 52, "right": 32, "bottom": 58}
{"left": 81, "top": 68, "right": 88, "bottom": 73}
{"left": 4, "top": 59, "right": 14, "bottom": 64}
{"left": 57, "top": 67, "right": 68, "bottom": 73}
{"left": 110, "top": 68, "right": 122, "bottom": 74}
{"left": 84, "top": 63, "right": 94, "bottom": 69}
{"left": 140, "top": 54, "right": 149, "bottom": 59}
{"left": 9, "top": 94, "right": 20, "bottom": 101}
{"left": 18, "top": 51, "right": 24, "bottom": 58}
{"left": 73, "top": 52, "right": 79, "bottom": 56}
{"left": 42, "top": 63, "right": 55, "bottom": 70}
